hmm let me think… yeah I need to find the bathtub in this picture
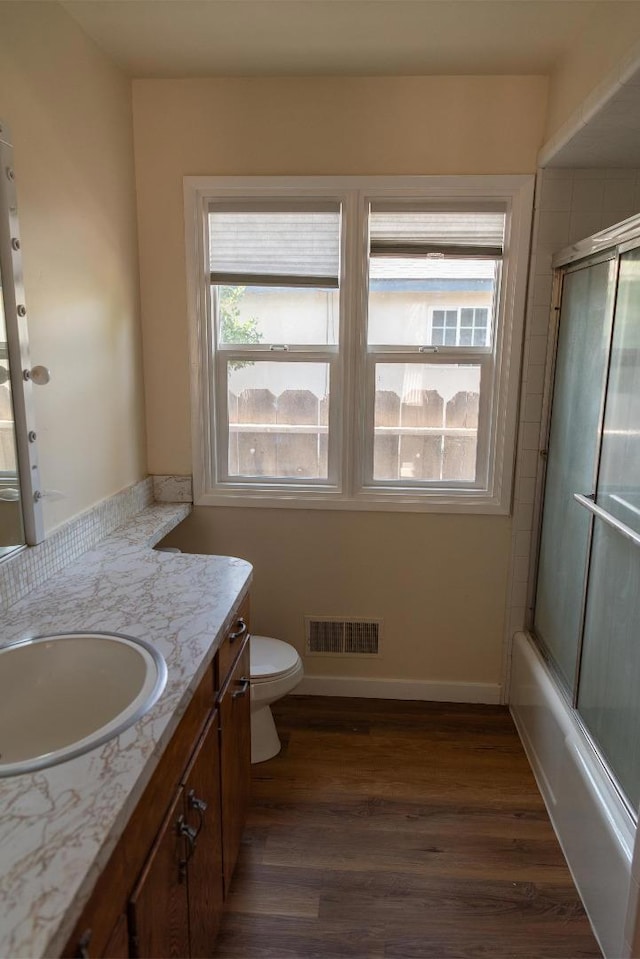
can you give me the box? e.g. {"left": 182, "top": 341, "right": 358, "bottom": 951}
{"left": 509, "top": 631, "right": 637, "bottom": 958}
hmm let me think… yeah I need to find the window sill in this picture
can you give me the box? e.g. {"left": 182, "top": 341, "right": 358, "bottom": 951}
{"left": 195, "top": 488, "right": 510, "bottom": 515}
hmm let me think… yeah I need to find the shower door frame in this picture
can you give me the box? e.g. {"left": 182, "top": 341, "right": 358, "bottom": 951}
{"left": 528, "top": 213, "right": 640, "bottom": 821}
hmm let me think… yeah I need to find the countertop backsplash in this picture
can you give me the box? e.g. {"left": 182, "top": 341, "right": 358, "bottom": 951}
{"left": 0, "top": 477, "right": 155, "bottom": 612}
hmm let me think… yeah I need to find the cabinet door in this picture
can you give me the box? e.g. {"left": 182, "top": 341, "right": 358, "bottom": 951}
{"left": 128, "top": 788, "right": 190, "bottom": 959}
{"left": 182, "top": 710, "right": 224, "bottom": 958}
{"left": 101, "top": 914, "right": 129, "bottom": 959}
{"left": 219, "top": 639, "right": 251, "bottom": 894}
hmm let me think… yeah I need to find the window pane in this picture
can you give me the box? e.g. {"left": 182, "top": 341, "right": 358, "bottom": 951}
{"left": 373, "top": 363, "right": 480, "bottom": 482}
{"left": 368, "top": 258, "right": 497, "bottom": 346}
{"left": 215, "top": 285, "right": 339, "bottom": 346}
{"left": 227, "top": 362, "right": 330, "bottom": 479}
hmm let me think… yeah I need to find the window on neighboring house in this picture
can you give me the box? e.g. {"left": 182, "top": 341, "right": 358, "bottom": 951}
{"left": 185, "top": 176, "right": 533, "bottom": 512}
{"left": 430, "top": 307, "right": 490, "bottom": 347}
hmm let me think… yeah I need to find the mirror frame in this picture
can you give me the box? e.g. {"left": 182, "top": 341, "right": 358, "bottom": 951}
{"left": 0, "top": 120, "right": 44, "bottom": 546}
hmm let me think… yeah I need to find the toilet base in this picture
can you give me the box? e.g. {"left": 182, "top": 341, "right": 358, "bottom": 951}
{"left": 251, "top": 704, "right": 282, "bottom": 763}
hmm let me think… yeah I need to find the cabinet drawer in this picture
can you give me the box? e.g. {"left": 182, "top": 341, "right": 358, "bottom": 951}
{"left": 216, "top": 595, "right": 250, "bottom": 692}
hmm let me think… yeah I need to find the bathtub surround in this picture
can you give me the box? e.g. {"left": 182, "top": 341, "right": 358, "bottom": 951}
{"left": 510, "top": 633, "right": 634, "bottom": 958}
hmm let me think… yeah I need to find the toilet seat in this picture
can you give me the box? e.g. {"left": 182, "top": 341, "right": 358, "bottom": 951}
{"left": 250, "top": 635, "right": 300, "bottom": 682}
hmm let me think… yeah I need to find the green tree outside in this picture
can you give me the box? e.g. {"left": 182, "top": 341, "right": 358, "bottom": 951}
{"left": 218, "top": 285, "right": 262, "bottom": 371}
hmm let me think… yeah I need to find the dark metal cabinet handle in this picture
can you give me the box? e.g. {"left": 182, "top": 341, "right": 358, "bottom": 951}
{"left": 177, "top": 815, "right": 198, "bottom": 882}
{"left": 229, "top": 618, "right": 247, "bottom": 643}
{"left": 188, "top": 789, "right": 208, "bottom": 838}
{"left": 232, "top": 678, "right": 250, "bottom": 699}
{"left": 189, "top": 790, "right": 208, "bottom": 814}
{"left": 75, "top": 929, "right": 92, "bottom": 959}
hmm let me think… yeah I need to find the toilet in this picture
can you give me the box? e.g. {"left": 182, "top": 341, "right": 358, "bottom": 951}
{"left": 250, "top": 635, "right": 303, "bottom": 763}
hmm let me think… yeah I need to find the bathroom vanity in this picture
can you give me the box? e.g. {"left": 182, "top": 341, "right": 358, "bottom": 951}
{"left": 0, "top": 503, "right": 253, "bottom": 959}
{"left": 62, "top": 596, "right": 251, "bottom": 959}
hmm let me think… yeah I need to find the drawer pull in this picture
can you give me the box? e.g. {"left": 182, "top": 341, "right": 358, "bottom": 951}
{"left": 177, "top": 815, "right": 198, "bottom": 882}
{"left": 232, "top": 678, "right": 250, "bottom": 699}
{"left": 75, "top": 929, "right": 92, "bottom": 959}
{"left": 189, "top": 791, "right": 208, "bottom": 814}
{"left": 188, "top": 789, "right": 208, "bottom": 837}
{"left": 229, "top": 618, "right": 247, "bottom": 642}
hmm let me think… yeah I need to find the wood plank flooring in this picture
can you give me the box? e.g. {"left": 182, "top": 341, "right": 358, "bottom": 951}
{"left": 215, "top": 696, "right": 601, "bottom": 959}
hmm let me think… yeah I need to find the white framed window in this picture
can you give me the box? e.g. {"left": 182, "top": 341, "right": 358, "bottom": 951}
{"left": 184, "top": 176, "right": 533, "bottom": 513}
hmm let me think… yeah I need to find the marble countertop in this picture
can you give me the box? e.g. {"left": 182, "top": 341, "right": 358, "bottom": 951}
{"left": 0, "top": 504, "right": 252, "bottom": 959}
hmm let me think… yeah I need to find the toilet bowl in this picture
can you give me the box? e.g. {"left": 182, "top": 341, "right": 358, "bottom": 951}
{"left": 250, "top": 635, "right": 303, "bottom": 763}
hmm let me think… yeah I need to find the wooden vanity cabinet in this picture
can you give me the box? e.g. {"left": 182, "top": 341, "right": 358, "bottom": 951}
{"left": 128, "top": 711, "right": 224, "bottom": 959}
{"left": 62, "top": 597, "right": 251, "bottom": 959}
{"left": 128, "top": 788, "right": 190, "bottom": 959}
{"left": 181, "top": 711, "right": 224, "bottom": 958}
{"left": 218, "top": 639, "right": 251, "bottom": 894}
{"left": 100, "top": 915, "right": 129, "bottom": 959}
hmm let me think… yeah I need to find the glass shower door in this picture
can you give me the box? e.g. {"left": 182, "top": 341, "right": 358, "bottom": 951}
{"left": 577, "top": 247, "right": 640, "bottom": 808}
{"left": 533, "top": 258, "right": 616, "bottom": 692}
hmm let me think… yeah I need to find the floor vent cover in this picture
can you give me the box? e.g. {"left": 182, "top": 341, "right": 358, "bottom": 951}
{"left": 305, "top": 618, "right": 382, "bottom": 656}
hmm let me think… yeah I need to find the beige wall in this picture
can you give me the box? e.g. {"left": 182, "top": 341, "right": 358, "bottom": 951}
{"left": 133, "top": 76, "right": 545, "bottom": 690}
{"left": 544, "top": 7, "right": 640, "bottom": 143}
{"left": 162, "top": 507, "right": 512, "bottom": 686}
{"left": 133, "top": 76, "right": 547, "bottom": 475}
{"left": 0, "top": 1, "right": 146, "bottom": 533}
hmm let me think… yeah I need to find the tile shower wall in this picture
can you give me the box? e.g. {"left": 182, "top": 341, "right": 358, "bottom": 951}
{"left": 503, "top": 167, "right": 640, "bottom": 693}
{"left": 0, "top": 477, "right": 154, "bottom": 613}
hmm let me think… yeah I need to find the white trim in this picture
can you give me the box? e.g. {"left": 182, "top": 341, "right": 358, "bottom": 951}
{"left": 185, "top": 175, "right": 534, "bottom": 514}
{"left": 195, "top": 489, "right": 509, "bottom": 513}
{"left": 294, "top": 674, "right": 501, "bottom": 704}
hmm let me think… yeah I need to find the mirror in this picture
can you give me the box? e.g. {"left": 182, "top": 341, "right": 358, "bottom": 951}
{"left": 0, "top": 120, "right": 44, "bottom": 556}
{"left": 0, "top": 287, "right": 24, "bottom": 556}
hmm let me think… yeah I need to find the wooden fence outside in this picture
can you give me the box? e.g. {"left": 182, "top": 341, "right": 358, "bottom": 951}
{"left": 228, "top": 388, "right": 479, "bottom": 481}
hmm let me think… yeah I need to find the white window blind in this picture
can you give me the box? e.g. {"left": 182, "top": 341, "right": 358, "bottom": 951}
{"left": 209, "top": 202, "right": 341, "bottom": 288}
{"left": 369, "top": 209, "right": 506, "bottom": 259}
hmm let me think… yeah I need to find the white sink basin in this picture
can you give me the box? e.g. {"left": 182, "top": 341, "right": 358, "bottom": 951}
{"left": 0, "top": 632, "right": 167, "bottom": 776}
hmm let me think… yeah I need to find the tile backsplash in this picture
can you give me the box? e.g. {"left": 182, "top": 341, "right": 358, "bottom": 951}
{"left": 0, "top": 477, "right": 154, "bottom": 613}
{"left": 152, "top": 474, "right": 193, "bottom": 504}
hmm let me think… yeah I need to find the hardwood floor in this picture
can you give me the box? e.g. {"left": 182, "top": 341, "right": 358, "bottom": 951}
{"left": 216, "top": 697, "right": 601, "bottom": 959}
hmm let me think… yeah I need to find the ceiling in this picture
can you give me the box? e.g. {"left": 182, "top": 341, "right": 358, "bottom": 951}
{"left": 59, "top": 0, "right": 640, "bottom": 167}
{"left": 61, "top": 0, "right": 618, "bottom": 79}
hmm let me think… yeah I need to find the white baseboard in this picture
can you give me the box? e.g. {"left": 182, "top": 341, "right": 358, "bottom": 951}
{"left": 293, "top": 675, "right": 502, "bottom": 704}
